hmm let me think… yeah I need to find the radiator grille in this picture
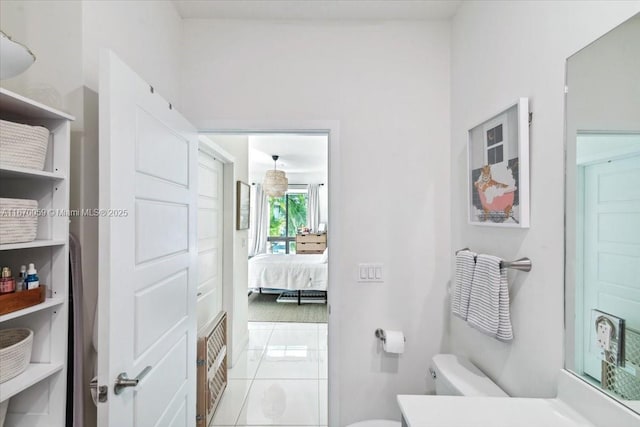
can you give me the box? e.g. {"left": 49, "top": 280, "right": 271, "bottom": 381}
{"left": 197, "top": 312, "right": 227, "bottom": 425}
{"left": 602, "top": 326, "right": 640, "bottom": 401}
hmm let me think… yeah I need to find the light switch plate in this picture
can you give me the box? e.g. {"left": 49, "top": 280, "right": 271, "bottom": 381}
{"left": 358, "top": 263, "right": 383, "bottom": 282}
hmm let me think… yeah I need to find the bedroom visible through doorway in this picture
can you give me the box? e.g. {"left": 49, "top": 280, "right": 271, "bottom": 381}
{"left": 204, "top": 131, "right": 329, "bottom": 426}
{"left": 247, "top": 133, "right": 329, "bottom": 319}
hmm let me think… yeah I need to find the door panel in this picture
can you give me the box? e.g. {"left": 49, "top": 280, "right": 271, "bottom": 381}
{"left": 136, "top": 108, "right": 190, "bottom": 186}
{"left": 98, "top": 50, "right": 197, "bottom": 427}
{"left": 583, "top": 154, "right": 640, "bottom": 380}
{"left": 197, "top": 150, "right": 224, "bottom": 330}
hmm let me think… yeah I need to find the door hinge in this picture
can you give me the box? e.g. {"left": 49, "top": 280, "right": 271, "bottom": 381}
{"left": 90, "top": 378, "right": 109, "bottom": 402}
{"left": 196, "top": 414, "right": 204, "bottom": 423}
{"left": 197, "top": 359, "right": 205, "bottom": 367}
{"left": 98, "top": 385, "right": 108, "bottom": 402}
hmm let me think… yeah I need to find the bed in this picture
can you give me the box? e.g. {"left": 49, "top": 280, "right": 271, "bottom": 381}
{"left": 248, "top": 253, "right": 328, "bottom": 304}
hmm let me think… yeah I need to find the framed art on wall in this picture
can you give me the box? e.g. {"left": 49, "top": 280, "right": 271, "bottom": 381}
{"left": 468, "top": 98, "right": 530, "bottom": 227}
{"left": 236, "top": 181, "right": 250, "bottom": 230}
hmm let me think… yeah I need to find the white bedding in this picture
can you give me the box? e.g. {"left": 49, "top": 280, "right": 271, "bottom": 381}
{"left": 248, "top": 254, "right": 328, "bottom": 291}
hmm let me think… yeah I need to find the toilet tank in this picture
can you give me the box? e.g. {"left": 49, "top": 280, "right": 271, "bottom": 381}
{"left": 431, "top": 354, "right": 508, "bottom": 397}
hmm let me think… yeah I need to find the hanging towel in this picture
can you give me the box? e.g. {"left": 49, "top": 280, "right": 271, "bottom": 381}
{"left": 452, "top": 250, "right": 476, "bottom": 320}
{"left": 467, "top": 254, "right": 513, "bottom": 341}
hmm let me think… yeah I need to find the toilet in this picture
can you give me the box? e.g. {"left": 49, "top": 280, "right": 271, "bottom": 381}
{"left": 346, "top": 353, "right": 507, "bottom": 427}
{"left": 430, "top": 353, "right": 508, "bottom": 397}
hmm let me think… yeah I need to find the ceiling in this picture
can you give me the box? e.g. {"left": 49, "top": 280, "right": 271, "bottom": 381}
{"left": 248, "top": 134, "right": 328, "bottom": 185}
{"left": 173, "top": 1, "right": 461, "bottom": 21}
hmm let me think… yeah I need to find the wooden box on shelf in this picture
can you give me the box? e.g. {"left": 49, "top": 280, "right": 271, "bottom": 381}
{"left": 0, "top": 286, "right": 46, "bottom": 316}
{"left": 295, "top": 233, "right": 327, "bottom": 254}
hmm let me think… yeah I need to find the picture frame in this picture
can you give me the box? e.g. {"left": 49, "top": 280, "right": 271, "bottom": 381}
{"left": 468, "top": 98, "right": 530, "bottom": 228}
{"left": 236, "top": 181, "right": 250, "bottom": 230}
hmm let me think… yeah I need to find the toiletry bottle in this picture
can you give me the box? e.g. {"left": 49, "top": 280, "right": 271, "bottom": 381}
{"left": 0, "top": 267, "right": 16, "bottom": 294}
{"left": 16, "top": 265, "right": 27, "bottom": 292}
{"left": 25, "top": 263, "right": 40, "bottom": 290}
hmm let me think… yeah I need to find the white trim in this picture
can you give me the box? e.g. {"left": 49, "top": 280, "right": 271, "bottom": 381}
{"left": 199, "top": 119, "right": 340, "bottom": 427}
{"left": 197, "top": 136, "right": 238, "bottom": 366}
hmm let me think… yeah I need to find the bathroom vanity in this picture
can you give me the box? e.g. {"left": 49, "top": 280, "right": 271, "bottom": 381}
{"left": 397, "top": 396, "right": 591, "bottom": 427}
{"left": 398, "top": 371, "right": 640, "bottom": 427}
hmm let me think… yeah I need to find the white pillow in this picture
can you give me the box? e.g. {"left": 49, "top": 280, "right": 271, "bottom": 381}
{"left": 320, "top": 247, "right": 328, "bottom": 263}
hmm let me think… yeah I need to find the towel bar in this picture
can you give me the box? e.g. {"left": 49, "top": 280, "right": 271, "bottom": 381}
{"left": 455, "top": 248, "right": 532, "bottom": 272}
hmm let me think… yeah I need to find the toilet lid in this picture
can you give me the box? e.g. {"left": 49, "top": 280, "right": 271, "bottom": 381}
{"left": 346, "top": 420, "right": 401, "bottom": 427}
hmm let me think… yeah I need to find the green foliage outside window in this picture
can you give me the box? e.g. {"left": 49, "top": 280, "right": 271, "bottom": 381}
{"left": 268, "top": 193, "right": 308, "bottom": 237}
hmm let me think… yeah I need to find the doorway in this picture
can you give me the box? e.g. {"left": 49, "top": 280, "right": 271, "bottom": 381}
{"left": 202, "top": 130, "right": 331, "bottom": 426}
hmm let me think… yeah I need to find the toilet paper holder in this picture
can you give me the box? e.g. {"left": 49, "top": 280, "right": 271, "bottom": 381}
{"left": 375, "top": 328, "right": 406, "bottom": 343}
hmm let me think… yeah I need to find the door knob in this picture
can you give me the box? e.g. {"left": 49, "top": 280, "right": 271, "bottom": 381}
{"left": 114, "top": 365, "right": 152, "bottom": 395}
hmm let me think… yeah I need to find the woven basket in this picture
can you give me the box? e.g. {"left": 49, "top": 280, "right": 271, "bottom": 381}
{"left": 0, "top": 119, "right": 50, "bottom": 171}
{"left": 0, "top": 198, "right": 38, "bottom": 245}
{"left": 0, "top": 328, "right": 33, "bottom": 384}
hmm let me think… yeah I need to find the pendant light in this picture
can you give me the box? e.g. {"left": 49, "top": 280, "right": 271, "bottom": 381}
{"left": 263, "top": 155, "right": 288, "bottom": 197}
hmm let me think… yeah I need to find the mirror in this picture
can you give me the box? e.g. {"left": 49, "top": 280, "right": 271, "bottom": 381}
{"left": 565, "top": 13, "right": 640, "bottom": 414}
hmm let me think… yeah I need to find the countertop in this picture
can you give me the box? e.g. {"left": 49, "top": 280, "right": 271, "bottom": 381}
{"left": 397, "top": 395, "right": 597, "bottom": 427}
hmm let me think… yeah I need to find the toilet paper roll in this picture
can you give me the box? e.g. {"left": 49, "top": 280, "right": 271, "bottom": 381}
{"left": 383, "top": 330, "right": 405, "bottom": 354}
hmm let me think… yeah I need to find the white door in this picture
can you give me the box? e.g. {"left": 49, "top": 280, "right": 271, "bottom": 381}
{"left": 582, "top": 154, "right": 640, "bottom": 380}
{"left": 98, "top": 51, "right": 198, "bottom": 427}
{"left": 197, "top": 148, "right": 224, "bottom": 329}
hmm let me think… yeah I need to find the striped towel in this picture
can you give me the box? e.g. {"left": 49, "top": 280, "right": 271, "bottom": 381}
{"left": 467, "top": 254, "right": 513, "bottom": 341}
{"left": 451, "top": 250, "right": 476, "bottom": 320}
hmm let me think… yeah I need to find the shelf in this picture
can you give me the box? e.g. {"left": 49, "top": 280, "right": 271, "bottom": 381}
{"left": 0, "top": 165, "right": 65, "bottom": 181}
{"left": 0, "top": 88, "right": 75, "bottom": 121}
{"left": 0, "top": 239, "right": 66, "bottom": 251}
{"left": 0, "top": 362, "right": 64, "bottom": 402}
{"left": 0, "top": 297, "right": 64, "bottom": 323}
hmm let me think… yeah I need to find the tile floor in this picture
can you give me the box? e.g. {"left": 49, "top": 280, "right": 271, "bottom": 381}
{"left": 213, "top": 321, "right": 328, "bottom": 427}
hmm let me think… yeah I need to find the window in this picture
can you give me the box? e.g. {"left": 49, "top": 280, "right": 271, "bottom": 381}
{"left": 483, "top": 113, "right": 508, "bottom": 166}
{"left": 486, "top": 124, "right": 504, "bottom": 164}
{"left": 268, "top": 190, "right": 308, "bottom": 254}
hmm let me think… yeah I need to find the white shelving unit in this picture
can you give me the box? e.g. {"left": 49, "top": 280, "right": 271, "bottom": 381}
{"left": 0, "top": 88, "right": 73, "bottom": 427}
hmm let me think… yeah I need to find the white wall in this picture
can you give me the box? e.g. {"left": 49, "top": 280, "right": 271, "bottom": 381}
{"left": 206, "top": 135, "right": 251, "bottom": 366}
{"left": 447, "top": 1, "right": 640, "bottom": 398}
{"left": 82, "top": 0, "right": 183, "bottom": 108}
{"left": 181, "top": 19, "right": 451, "bottom": 424}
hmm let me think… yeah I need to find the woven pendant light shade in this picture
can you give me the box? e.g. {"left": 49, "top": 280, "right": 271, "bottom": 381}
{"left": 263, "top": 155, "right": 288, "bottom": 197}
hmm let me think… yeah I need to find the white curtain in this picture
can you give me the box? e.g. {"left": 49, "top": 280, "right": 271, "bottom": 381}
{"left": 249, "top": 184, "right": 269, "bottom": 256}
{"left": 307, "top": 184, "right": 321, "bottom": 233}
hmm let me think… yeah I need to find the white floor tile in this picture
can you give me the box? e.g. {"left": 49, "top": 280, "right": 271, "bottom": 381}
{"left": 273, "top": 322, "right": 319, "bottom": 331}
{"left": 256, "top": 349, "right": 320, "bottom": 379}
{"left": 319, "top": 380, "right": 327, "bottom": 426}
{"left": 211, "top": 379, "right": 252, "bottom": 426}
{"left": 318, "top": 351, "right": 327, "bottom": 379}
{"left": 228, "top": 349, "right": 264, "bottom": 380}
{"left": 248, "top": 328, "right": 274, "bottom": 350}
{"left": 268, "top": 328, "right": 319, "bottom": 351}
{"left": 318, "top": 325, "right": 327, "bottom": 351}
{"left": 236, "top": 379, "right": 319, "bottom": 426}
{"left": 249, "top": 321, "right": 276, "bottom": 330}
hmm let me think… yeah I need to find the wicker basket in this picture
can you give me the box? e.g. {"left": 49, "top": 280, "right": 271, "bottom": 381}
{"left": 0, "top": 328, "right": 33, "bottom": 384}
{"left": 0, "top": 119, "right": 50, "bottom": 171}
{"left": 0, "top": 198, "right": 38, "bottom": 245}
